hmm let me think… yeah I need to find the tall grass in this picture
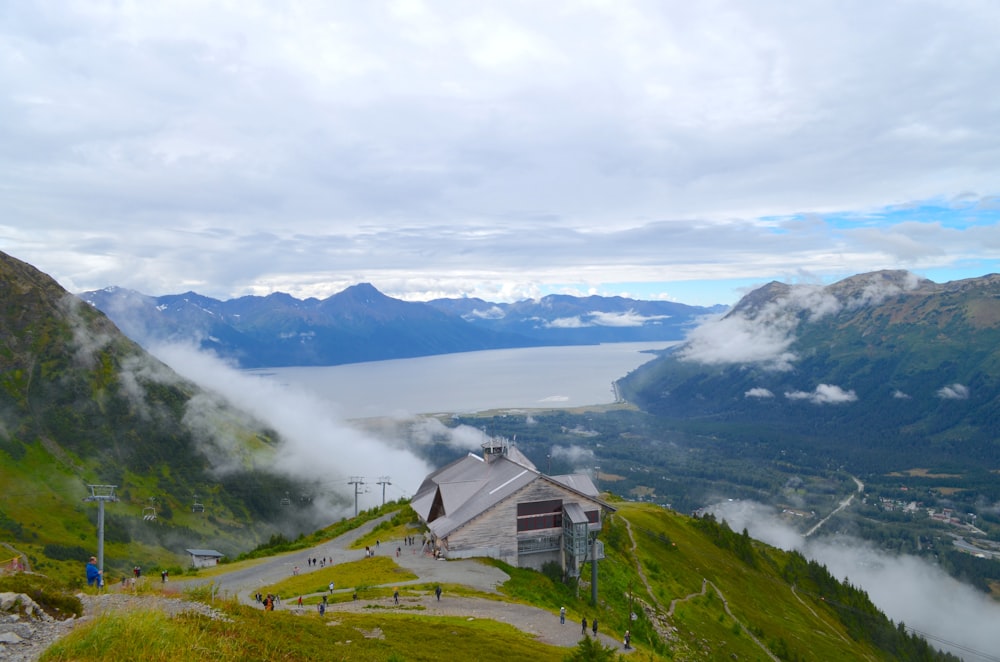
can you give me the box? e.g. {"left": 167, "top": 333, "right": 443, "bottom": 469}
{"left": 40, "top": 602, "right": 567, "bottom": 662}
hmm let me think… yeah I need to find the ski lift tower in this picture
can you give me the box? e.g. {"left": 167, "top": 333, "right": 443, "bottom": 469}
{"left": 376, "top": 476, "right": 392, "bottom": 506}
{"left": 348, "top": 476, "right": 365, "bottom": 516}
{"left": 84, "top": 484, "right": 118, "bottom": 584}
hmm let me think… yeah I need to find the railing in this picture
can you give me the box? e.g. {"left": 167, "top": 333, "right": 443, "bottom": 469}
{"left": 518, "top": 535, "right": 561, "bottom": 554}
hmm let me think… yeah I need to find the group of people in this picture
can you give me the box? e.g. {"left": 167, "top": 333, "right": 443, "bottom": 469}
{"left": 561, "top": 607, "right": 631, "bottom": 650}
{"left": 254, "top": 592, "right": 280, "bottom": 610}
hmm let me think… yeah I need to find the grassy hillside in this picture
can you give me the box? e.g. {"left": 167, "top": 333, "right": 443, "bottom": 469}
{"left": 0, "top": 251, "right": 337, "bottom": 584}
{"left": 18, "top": 501, "right": 958, "bottom": 661}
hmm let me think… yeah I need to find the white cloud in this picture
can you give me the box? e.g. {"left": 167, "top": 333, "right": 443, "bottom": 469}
{"left": 706, "top": 500, "right": 1000, "bottom": 661}
{"left": 937, "top": 383, "right": 970, "bottom": 400}
{"left": 2, "top": 2, "right": 999, "bottom": 305}
{"left": 549, "top": 444, "right": 595, "bottom": 472}
{"left": 784, "top": 384, "right": 857, "bottom": 404}
{"left": 545, "top": 310, "right": 668, "bottom": 328}
{"left": 148, "top": 343, "right": 431, "bottom": 514}
{"left": 679, "top": 311, "right": 798, "bottom": 370}
{"left": 745, "top": 387, "right": 774, "bottom": 398}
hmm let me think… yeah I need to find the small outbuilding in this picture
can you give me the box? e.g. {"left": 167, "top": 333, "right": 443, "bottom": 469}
{"left": 411, "top": 436, "right": 614, "bottom": 576}
{"left": 185, "top": 548, "right": 224, "bottom": 568}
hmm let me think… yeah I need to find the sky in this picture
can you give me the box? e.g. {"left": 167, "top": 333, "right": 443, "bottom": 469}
{"left": 3, "top": 1, "right": 1000, "bottom": 307}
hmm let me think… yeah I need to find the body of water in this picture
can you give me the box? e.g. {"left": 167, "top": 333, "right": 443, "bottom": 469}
{"left": 246, "top": 341, "right": 674, "bottom": 418}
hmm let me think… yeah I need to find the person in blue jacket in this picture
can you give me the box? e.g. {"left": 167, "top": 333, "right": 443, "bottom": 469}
{"left": 85, "top": 556, "right": 102, "bottom": 587}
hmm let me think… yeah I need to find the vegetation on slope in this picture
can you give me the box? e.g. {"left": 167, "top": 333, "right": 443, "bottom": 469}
{"left": 7, "top": 500, "right": 962, "bottom": 661}
{"left": 0, "top": 250, "right": 342, "bottom": 586}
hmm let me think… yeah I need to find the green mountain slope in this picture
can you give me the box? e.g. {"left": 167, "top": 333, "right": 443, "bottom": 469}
{"left": 618, "top": 270, "right": 1000, "bottom": 474}
{"left": 20, "top": 501, "right": 959, "bottom": 660}
{"left": 0, "top": 250, "right": 328, "bottom": 583}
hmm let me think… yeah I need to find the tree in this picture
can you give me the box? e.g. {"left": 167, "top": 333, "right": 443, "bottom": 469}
{"left": 563, "top": 634, "right": 619, "bottom": 662}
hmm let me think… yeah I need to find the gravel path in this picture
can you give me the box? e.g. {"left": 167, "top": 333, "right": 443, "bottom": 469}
{"left": 3, "top": 516, "right": 634, "bottom": 659}
{"left": 233, "top": 518, "right": 632, "bottom": 652}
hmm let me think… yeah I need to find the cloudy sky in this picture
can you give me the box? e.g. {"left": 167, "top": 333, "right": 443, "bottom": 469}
{"left": 3, "top": 1, "right": 1000, "bottom": 306}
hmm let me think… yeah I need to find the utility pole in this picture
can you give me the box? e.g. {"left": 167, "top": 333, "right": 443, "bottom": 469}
{"left": 84, "top": 484, "right": 118, "bottom": 586}
{"left": 591, "top": 533, "right": 599, "bottom": 606}
{"left": 347, "top": 476, "right": 365, "bottom": 516}
{"left": 376, "top": 476, "right": 391, "bottom": 506}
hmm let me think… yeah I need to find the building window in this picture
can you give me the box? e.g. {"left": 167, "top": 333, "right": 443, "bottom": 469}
{"left": 517, "top": 499, "right": 563, "bottom": 532}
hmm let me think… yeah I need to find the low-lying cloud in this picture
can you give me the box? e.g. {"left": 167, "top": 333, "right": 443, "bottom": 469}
{"left": 678, "top": 273, "right": 924, "bottom": 371}
{"left": 549, "top": 444, "right": 595, "bottom": 473}
{"left": 149, "top": 343, "right": 431, "bottom": 515}
{"left": 679, "top": 311, "right": 799, "bottom": 370}
{"left": 707, "top": 500, "right": 1000, "bottom": 660}
{"left": 545, "top": 310, "right": 670, "bottom": 329}
{"left": 937, "top": 383, "right": 970, "bottom": 400}
{"left": 784, "top": 384, "right": 858, "bottom": 404}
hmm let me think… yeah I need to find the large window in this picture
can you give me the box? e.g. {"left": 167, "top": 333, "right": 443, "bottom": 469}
{"left": 517, "top": 499, "right": 563, "bottom": 532}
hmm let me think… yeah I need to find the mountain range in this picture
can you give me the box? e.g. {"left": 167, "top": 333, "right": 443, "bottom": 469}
{"left": 0, "top": 249, "right": 986, "bottom": 658}
{"left": 617, "top": 269, "right": 1000, "bottom": 475}
{"left": 79, "top": 284, "right": 723, "bottom": 368}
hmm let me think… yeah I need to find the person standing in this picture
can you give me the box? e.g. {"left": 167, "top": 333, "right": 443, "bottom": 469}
{"left": 581, "top": 616, "right": 587, "bottom": 635}
{"left": 592, "top": 617, "right": 598, "bottom": 637}
{"left": 393, "top": 587, "right": 399, "bottom": 605}
{"left": 560, "top": 606, "right": 566, "bottom": 624}
{"left": 624, "top": 630, "right": 631, "bottom": 649}
{"left": 85, "top": 556, "right": 102, "bottom": 588}
{"left": 435, "top": 585, "right": 442, "bottom": 601}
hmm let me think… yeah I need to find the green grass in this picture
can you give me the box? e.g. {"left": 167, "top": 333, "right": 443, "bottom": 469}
{"left": 259, "top": 556, "right": 418, "bottom": 600}
{"left": 26, "top": 499, "right": 950, "bottom": 661}
{"left": 348, "top": 504, "right": 424, "bottom": 550}
{"left": 40, "top": 601, "right": 568, "bottom": 662}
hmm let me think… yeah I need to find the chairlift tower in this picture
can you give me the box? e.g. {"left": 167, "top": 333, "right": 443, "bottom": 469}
{"left": 84, "top": 485, "right": 118, "bottom": 584}
{"left": 376, "top": 476, "right": 391, "bottom": 506}
{"left": 143, "top": 496, "right": 157, "bottom": 521}
{"left": 348, "top": 476, "right": 365, "bottom": 517}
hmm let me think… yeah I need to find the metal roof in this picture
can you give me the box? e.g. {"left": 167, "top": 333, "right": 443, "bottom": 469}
{"left": 548, "top": 473, "right": 599, "bottom": 497}
{"left": 412, "top": 449, "right": 612, "bottom": 540}
{"left": 185, "top": 549, "right": 224, "bottom": 557}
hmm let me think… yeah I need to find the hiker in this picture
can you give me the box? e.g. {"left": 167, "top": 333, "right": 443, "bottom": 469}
{"left": 581, "top": 616, "right": 587, "bottom": 635}
{"left": 624, "top": 630, "right": 631, "bottom": 649}
{"left": 393, "top": 588, "right": 399, "bottom": 605}
{"left": 592, "top": 617, "right": 598, "bottom": 636}
{"left": 298, "top": 595, "right": 303, "bottom": 607}
{"left": 329, "top": 581, "right": 334, "bottom": 594}
{"left": 161, "top": 570, "right": 168, "bottom": 583}
{"left": 85, "top": 556, "right": 102, "bottom": 587}
{"left": 560, "top": 606, "right": 566, "bottom": 624}
{"left": 435, "top": 585, "right": 442, "bottom": 601}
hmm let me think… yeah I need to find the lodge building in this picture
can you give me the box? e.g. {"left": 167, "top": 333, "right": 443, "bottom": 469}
{"left": 411, "top": 436, "right": 614, "bottom": 576}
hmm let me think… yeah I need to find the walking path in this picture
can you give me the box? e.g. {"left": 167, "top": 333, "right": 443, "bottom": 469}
{"left": 201, "top": 516, "right": 632, "bottom": 652}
